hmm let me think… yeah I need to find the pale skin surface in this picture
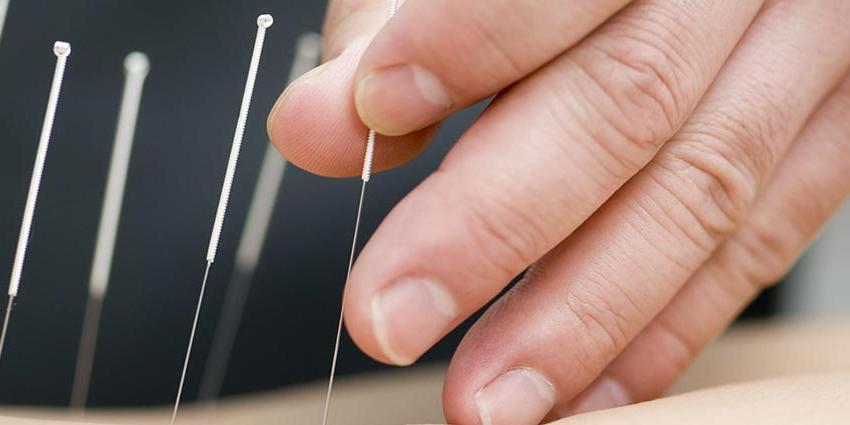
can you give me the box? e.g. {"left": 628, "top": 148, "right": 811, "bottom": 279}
{"left": 0, "top": 321, "right": 847, "bottom": 423}
{"left": 0, "top": 375, "right": 847, "bottom": 424}
{"left": 552, "top": 374, "right": 850, "bottom": 425}
{"left": 267, "top": 0, "right": 850, "bottom": 424}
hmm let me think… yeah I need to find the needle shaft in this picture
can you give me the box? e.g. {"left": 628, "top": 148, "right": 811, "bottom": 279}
{"left": 198, "top": 33, "right": 321, "bottom": 400}
{"left": 171, "top": 262, "right": 212, "bottom": 425}
{"left": 0, "top": 297, "right": 14, "bottom": 362}
{"left": 321, "top": 3, "right": 399, "bottom": 424}
{"left": 196, "top": 267, "right": 251, "bottom": 400}
{"left": 170, "top": 15, "right": 272, "bottom": 424}
{"left": 321, "top": 181, "right": 367, "bottom": 425}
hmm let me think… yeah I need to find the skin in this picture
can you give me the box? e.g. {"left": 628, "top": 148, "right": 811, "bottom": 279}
{"left": 2, "top": 320, "right": 847, "bottom": 423}
{"left": 268, "top": 1, "right": 850, "bottom": 424}
{"left": 2, "top": 374, "right": 848, "bottom": 424}
{"left": 549, "top": 374, "right": 850, "bottom": 425}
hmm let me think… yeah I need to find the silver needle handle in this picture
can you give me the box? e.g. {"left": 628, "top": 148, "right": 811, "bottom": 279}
{"left": 8, "top": 42, "right": 71, "bottom": 298}
{"left": 1, "top": 41, "right": 71, "bottom": 363}
{"left": 206, "top": 14, "right": 273, "bottom": 263}
{"left": 360, "top": 0, "right": 400, "bottom": 183}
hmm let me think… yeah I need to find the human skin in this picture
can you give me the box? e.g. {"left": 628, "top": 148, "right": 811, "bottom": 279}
{"left": 549, "top": 374, "right": 850, "bottom": 425}
{"left": 267, "top": 1, "right": 850, "bottom": 424}
{"left": 1, "top": 374, "right": 847, "bottom": 424}
{"left": 1, "top": 321, "right": 847, "bottom": 423}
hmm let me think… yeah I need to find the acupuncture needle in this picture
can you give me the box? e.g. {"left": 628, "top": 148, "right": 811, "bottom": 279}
{"left": 0, "top": 42, "right": 71, "bottom": 362}
{"left": 170, "top": 14, "right": 272, "bottom": 425}
{"left": 321, "top": 1, "right": 400, "bottom": 424}
{"left": 197, "top": 32, "right": 321, "bottom": 401}
{"left": 70, "top": 52, "right": 150, "bottom": 409}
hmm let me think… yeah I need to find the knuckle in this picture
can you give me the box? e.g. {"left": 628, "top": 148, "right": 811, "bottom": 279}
{"left": 645, "top": 79, "right": 791, "bottom": 252}
{"left": 658, "top": 116, "right": 771, "bottom": 241}
{"left": 729, "top": 84, "right": 788, "bottom": 170}
{"left": 573, "top": 30, "right": 689, "bottom": 154}
{"left": 559, "top": 276, "right": 643, "bottom": 363}
{"left": 652, "top": 319, "right": 697, "bottom": 374}
{"left": 625, "top": 319, "right": 697, "bottom": 394}
{"left": 732, "top": 218, "right": 798, "bottom": 288}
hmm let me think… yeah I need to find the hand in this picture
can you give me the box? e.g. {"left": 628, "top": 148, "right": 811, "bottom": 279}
{"left": 267, "top": 0, "right": 850, "bottom": 424}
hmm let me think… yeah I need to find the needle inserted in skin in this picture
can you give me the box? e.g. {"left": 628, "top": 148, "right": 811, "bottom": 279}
{"left": 0, "top": 41, "right": 71, "bottom": 363}
{"left": 171, "top": 14, "right": 272, "bottom": 425}
{"left": 321, "top": 2, "right": 399, "bottom": 424}
{"left": 197, "top": 33, "right": 321, "bottom": 401}
{"left": 70, "top": 52, "right": 150, "bottom": 409}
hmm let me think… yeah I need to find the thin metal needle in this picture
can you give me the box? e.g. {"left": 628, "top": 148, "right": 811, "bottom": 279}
{"left": 0, "top": 41, "right": 71, "bottom": 362}
{"left": 321, "top": 2, "right": 399, "bottom": 424}
{"left": 170, "top": 14, "right": 272, "bottom": 424}
{"left": 0, "top": 297, "right": 13, "bottom": 362}
{"left": 321, "top": 181, "right": 367, "bottom": 425}
{"left": 71, "top": 51, "right": 150, "bottom": 409}
{"left": 198, "top": 33, "right": 321, "bottom": 400}
{"left": 171, "top": 261, "right": 211, "bottom": 425}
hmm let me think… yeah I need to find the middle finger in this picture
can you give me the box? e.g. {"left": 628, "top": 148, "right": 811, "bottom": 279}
{"left": 343, "top": 0, "right": 762, "bottom": 366}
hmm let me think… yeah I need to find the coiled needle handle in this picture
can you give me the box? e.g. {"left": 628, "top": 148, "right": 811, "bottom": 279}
{"left": 0, "top": 42, "right": 71, "bottom": 363}
{"left": 197, "top": 33, "right": 321, "bottom": 401}
{"left": 171, "top": 15, "right": 272, "bottom": 425}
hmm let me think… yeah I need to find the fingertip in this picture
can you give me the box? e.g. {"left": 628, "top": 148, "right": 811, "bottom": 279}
{"left": 268, "top": 59, "right": 364, "bottom": 177}
{"left": 442, "top": 315, "right": 506, "bottom": 425}
{"left": 343, "top": 278, "right": 406, "bottom": 366}
{"left": 341, "top": 187, "right": 465, "bottom": 367}
{"left": 267, "top": 40, "right": 434, "bottom": 178}
{"left": 443, "top": 367, "right": 489, "bottom": 425}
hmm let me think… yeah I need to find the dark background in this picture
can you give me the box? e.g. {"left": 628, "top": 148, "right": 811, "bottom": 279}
{"left": 0, "top": 0, "right": 777, "bottom": 408}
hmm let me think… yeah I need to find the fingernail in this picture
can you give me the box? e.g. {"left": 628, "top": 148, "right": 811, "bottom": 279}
{"left": 475, "top": 368, "right": 555, "bottom": 425}
{"left": 371, "top": 277, "right": 457, "bottom": 366}
{"left": 356, "top": 64, "right": 452, "bottom": 135}
{"left": 563, "top": 377, "right": 630, "bottom": 416}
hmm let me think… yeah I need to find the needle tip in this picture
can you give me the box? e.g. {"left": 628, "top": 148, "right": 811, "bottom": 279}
{"left": 257, "top": 14, "right": 274, "bottom": 29}
{"left": 53, "top": 41, "right": 71, "bottom": 57}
